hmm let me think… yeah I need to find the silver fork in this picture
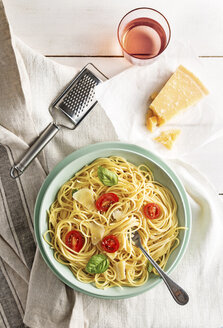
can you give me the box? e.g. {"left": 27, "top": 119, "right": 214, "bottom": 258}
{"left": 132, "top": 231, "right": 189, "bottom": 305}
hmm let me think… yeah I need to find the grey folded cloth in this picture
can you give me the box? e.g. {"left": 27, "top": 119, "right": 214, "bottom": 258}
{"left": 0, "top": 1, "right": 117, "bottom": 327}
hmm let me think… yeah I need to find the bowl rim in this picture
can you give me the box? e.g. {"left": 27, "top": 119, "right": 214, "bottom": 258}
{"left": 34, "top": 141, "right": 191, "bottom": 299}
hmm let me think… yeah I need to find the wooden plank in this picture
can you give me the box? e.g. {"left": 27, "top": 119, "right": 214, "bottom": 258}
{"left": 46, "top": 56, "right": 131, "bottom": 77}
{"left": 3, "top": 0, "right": 223, "bottom": 56}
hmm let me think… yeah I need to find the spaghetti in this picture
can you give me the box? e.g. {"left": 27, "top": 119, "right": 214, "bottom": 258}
{"left": 45, "top": 156, "right": 181, "bottom": 289}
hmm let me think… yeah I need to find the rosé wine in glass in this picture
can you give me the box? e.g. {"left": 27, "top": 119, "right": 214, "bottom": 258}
{"left": 117, "top": 8, "right": 171, "bottom": 65}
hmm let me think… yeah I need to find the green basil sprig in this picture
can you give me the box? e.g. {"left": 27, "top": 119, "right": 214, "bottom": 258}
{"left": 148, "top": 262, "right": 153, "bottom": 273}
{"left": 86, "top": 254, "right": 110, "bottom": 274}
{"left": 98, "top": 166, "right": 118, "bottom": 186}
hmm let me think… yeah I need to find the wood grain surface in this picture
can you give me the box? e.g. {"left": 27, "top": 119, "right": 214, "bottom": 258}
{"left": 3, "top": 0, "right": 223, "bottom": 192}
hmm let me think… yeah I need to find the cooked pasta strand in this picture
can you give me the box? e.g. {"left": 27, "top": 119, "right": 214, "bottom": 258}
{"left": 45, "top": 156, "right": 183, "bottom": 289}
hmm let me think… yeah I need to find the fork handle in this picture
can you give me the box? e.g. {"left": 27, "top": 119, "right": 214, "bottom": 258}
{"left": 10, "top": 122, "right": 60, "bottom": 178}
{"left": 140, "top": 246, "right": 189, "bottom": 305}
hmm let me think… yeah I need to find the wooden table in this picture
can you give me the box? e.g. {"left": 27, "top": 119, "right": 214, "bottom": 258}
{"left": 4, "top": 0, "right": 223, "bottom": 194}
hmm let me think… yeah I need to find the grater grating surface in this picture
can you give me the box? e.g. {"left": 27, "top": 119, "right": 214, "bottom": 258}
{"left": 52, "top": 66, "right": 104, "bottom": 126}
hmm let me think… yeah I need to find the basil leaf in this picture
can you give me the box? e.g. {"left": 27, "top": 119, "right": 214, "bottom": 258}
{"left": 72, "top": 189, "right": 78, "bottom": 196}
{"left": 98, "top": 166, "right": 118, "bottom": 186}
{"left": 148, "top": 262, "right": 153, "bottom": 273}
{"left": 86, "top": 254, "right": 110, "bottom": 274}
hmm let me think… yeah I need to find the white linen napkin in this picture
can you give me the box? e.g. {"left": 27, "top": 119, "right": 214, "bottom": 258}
{"left": 1, "top": 1, "right": 223, "bottom": 327}
{"left": 95, "top": 41, "right": 223, "bottom": 159}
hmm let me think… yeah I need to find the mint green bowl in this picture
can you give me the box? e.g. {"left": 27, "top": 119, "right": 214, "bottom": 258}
{"left": 34, "top": 142, "right": 191, "bottom": 299}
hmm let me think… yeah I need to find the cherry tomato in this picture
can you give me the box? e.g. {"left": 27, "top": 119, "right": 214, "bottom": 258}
{"left": 65, "top": 230, "right": 84, "bottom": 252}
{"left": 96, "top": 193, "right": 119, "bottom": 212}
{"left": 101, "top": 235, "right": 120, "bottom": 253}
{"left": 143, "top": 203, "right": 160, "bottom": 219}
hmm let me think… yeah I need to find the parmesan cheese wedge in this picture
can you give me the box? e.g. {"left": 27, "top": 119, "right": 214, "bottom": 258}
{"left": 72, "top": 188, "right": 95, "bottom": 210}
{"left": 154, "top": 129, "right": 181, "bottom": 149}
{"left": 89, "top": 222, "right": 105, "bottom": 245}
{"left": 114, "top": 261, "right": 126, "bottom": 281}
{"left": 148, "top": 65, "right": 209, "bottom": 128}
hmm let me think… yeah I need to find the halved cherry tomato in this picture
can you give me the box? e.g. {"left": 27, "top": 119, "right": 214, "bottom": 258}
{"left": 143, "top": 203, "right": 160, "bottom": 219}
{"left": 65, "top": 230, "right": 84, "bottom": 252}
{"left": 101, "top": 235, "right": 120, "bottom": 253}
{"left": 96, "top": 193, "right": 119, "bottom": 212}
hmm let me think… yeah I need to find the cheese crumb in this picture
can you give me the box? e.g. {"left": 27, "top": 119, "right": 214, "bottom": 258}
{"left": 154, "top": 129, "right": 181, "bottom": 150}
{"left": 146, "top": 114, "right": 158, "bottom": 132}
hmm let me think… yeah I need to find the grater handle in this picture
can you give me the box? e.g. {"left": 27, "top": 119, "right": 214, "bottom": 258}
{"left": 10, "top": 122, "right": 60, "bottom": 178}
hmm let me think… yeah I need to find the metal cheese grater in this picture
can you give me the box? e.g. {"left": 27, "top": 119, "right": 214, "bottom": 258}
{"left": 10, "top": 63, "right": 107, "bottom": 178}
